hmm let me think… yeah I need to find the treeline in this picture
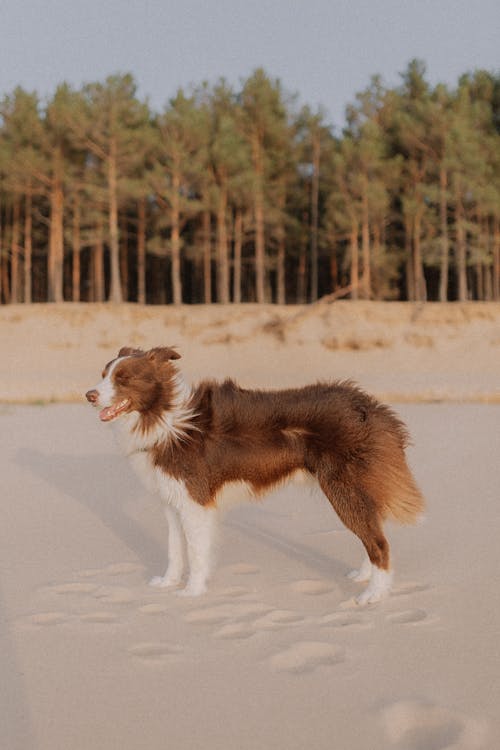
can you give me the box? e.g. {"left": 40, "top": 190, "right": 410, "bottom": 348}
{"left": 1, "top": 60, "right": 499, "bottom": 305}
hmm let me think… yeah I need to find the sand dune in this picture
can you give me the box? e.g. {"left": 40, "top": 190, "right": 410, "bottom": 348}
{"left": 1, "top": 302, "right": 499, "bottom": 749}
{"left": 1, "top": 301, "right": 500, "bottom": 402}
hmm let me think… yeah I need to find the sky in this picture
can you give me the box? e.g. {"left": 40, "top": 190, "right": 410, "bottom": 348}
{"left": 1, "top": 0, "right": 499, "bottom": 130}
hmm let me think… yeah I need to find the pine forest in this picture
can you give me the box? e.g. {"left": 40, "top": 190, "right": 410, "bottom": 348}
{"left": 1, "top": 61, "right": 499, "bottom": 306}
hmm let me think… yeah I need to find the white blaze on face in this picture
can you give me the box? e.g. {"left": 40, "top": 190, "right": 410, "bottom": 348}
{"left": 91, "top": 357, "right": 131, "bottom": 422}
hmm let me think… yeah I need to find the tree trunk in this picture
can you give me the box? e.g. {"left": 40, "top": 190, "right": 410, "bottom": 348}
{"left": 216, "top": 184, "right": 230, "bottom": 303}
{"left": 484, "top": 264, "right": 492, "bottom": 301}
{"left": 475, "top": 262, "right": 482, "bottom": 301}
{"left": 0, "top": 199, "right": 9, "bottom": 303}
{"left": 372, "top": 222, "right": 381, "bottom": 299}
{"left": 297, "top": 228, "right": 307, "bottom": 304}
{"left": 438, "top": 166, "right": 449, "bottom": 302}
{"left": 137, "top": 198, "right": 146, "bottom": 305}
{"left": 493, "top": 216, "right": 500, "bottom": 301}
{"left": 202, "top": 209, "right": 211, "bottom": 304}
{"left": 350, "top": 221, "right": 359, "bottom": 300}
{"left": 413, "top": 208, "right": 426, "bottom": 302}
{"left": 107, "top": 140, "right": 123, "bottom": 303}
{"left": 120, "top": 214, "right": 128, "bottom": 301}
{"left": 94, "top": 219, "right": 105, "bottom": 303}
{"left": 0, "top": 196, "right": 3, "bottom": 303}
{"left": 252, "top": 134, "right": 266, "bottom": 304}
{"left": 310, "top": 132, "right": 320, "bottom": 302}
{"left": 276, "top": 229, "right": 286, "bottom": 306}
{"left": 11, "top": 198, "right": 20, "bottom": 303}
{"left": 170, "top": 170, "right": 182, "bottom": 305}
{"left": 329, "top": 251, "right": 338, "bottom": 294}
{"left": 455, "top": 188, "right": 467, "bottom": 302}
{"left": 277, "top": 189, "right": 286, "bottom": 305}
{"left": 24, "top": 187, "right": 33, "bottom": 304}
{"left": 361, "top": 177, "right": 370, "bottom": 299}
{"left": 233, "top": 209, "right": 242, "bottom": 304}
{"left": 72, "top": 194, "right": 81, "bottom": 302}
{"left": 48, "top": 149, "right": 65, "bottom": 303}
{"left": 404, "top": 215, "right": 414, "bottom": 301}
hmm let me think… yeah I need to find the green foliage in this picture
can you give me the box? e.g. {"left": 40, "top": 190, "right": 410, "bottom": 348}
{"left": 0, "top": 63, "right": 499, "bottom": 304}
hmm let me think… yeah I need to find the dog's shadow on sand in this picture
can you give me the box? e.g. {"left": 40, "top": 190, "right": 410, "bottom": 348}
{"left": 17, "top": 448, "right": 349, "bottom": 585}
{"left": 16, "top": 448, "right": 165, "bottom": 574}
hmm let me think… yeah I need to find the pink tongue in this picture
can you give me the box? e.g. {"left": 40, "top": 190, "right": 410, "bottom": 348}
{"left": 99, "top": 406, "right": 116, "bottom": 422}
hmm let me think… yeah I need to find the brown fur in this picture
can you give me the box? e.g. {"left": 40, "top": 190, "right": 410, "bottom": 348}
{"left": 91, "top": 347, "right": 425, "bottom": 573}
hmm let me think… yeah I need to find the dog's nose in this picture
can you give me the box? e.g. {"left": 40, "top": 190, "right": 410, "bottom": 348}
{"left": 85, "top": 389, "right": 98, "bottom": 404}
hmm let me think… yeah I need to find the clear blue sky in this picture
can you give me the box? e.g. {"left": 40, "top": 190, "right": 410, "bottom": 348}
{"left": 1, "top": 0, "right": 498, "bottom": 130}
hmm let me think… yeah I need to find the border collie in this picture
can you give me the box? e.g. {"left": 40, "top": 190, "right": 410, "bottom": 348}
{"left": 86, "top": 347, "right": 424, "bottom": 604}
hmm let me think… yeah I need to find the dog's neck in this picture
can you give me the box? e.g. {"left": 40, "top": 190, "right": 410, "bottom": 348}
{"left": 114, "top": 373, "right": 196, "bottom": 456}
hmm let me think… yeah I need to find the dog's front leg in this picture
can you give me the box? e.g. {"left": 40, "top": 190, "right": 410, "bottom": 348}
{"left": 149, "top": 505, "right": 186, "bottom": 589}
{"left": 176, "top": 501, "right": 217, "bottom": 597}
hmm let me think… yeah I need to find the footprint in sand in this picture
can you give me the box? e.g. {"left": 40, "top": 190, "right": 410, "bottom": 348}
{"left": 214, "top": 623, "right": 257, "bottom": 640}
{"left": 128, "top": 642, "right": 183, "bottom": 662}
{"left": 269, "top": 641, "right": 344, "bottom": 674}
{"left": 78, "top": 568, "right": 103, "bottom": 579}
{"left": 215, "top": 586, "right": 252, "bottom": 599}
{"left": 31, "top": 612, "right": 69, "bottom": 626}
{"left": 387, "top": 609, "right": 429, "bottom": 625}
{"left": 105, "top": 562, "right": 143, "bottom": 576}
{"left": 253, "top": 610, "right": 304, "bottom": 632}
{"left": 382, "top": 699, "right": 488, "bottom": 749}
{"left": 392, "top": 582, "right": 430, "bottom": 598}
{"left": 93, "top": 585, "right": 135, "bottom": 604}
{"left": 226, "top": 563, "right": 260, "bottom": 576}
{"left": 185, "top": 601, "right": 270, "bottom": 626}
{"left": 50, "top": 582, "right": 98, "bottom": 596}
{"left": 319, "top": 612, "right": 372, "bottom": 631}
{"left": 76, "top": 562, "right": 143, "bottom": 579}
{"left": 80, "top": 611, "right": 118, "bottom": 624}
{"left": 291, "top": 579, "right": 334, "bottom": 596}
{"left": 139, "top": 603, "right": 170, "bottom": 615}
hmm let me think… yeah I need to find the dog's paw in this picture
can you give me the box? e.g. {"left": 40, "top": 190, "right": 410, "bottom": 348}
{"left": 176, "top": 582, "right": 208, "bottom": 598}
{"left": 355, "top": 588, "right": 386, "bottom": 606}
{"left": 347, "top": 568, "right": 371, "bottom": 583}
{"left": 355, "top": 568, "right": 393, "bottom": 606}
{"left": 347, "top": 555, "right": 372, "bottom": 583}
{"left": 149, "top": 575, "right": 182, "bottom": 589}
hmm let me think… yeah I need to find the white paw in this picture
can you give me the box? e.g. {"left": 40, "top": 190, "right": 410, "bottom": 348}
{"left": 176, "top": 582, "right": 208, "bottom": 598}
{"left": 347, "top": 555, "right": 372, "bottom": 583}
{"left": 347, "top": 567, "right": 371, "bottom": 583}
{"left": 356, "top": 588, "right": 385, "bottom": 606}
{"left": 355, "top": 568, "right": 393, "bottom": 606}
{"left": 149, "top": 575, "right": 182, "bottom": 589}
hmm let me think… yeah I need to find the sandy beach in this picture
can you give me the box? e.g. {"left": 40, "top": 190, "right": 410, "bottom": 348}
{"left": 1, "top": 302, "right": 499, "bottom": 749}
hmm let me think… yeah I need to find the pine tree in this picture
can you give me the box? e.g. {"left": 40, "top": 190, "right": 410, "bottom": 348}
{"left": 62, "top": 74, "right": 150, "bottom": 303}
{"left": 239, "top": 70, "right": 290, "bottom": 302}
{"left": 151, "top": 89, "right": 205, "bottom": 304}
{"left": 205, "top": 80, "right": 251, "bottom": 303}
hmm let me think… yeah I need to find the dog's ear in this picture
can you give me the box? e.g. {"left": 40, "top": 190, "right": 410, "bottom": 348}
{"left": 146, "top": 347, "right": 181, "bottom": 363}
{"left": 118, "top": 346, "right": 143, "bottom": 358}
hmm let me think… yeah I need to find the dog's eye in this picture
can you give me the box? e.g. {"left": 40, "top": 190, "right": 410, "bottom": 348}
{"left": 115, "top": 372, "right": 129, "bottom": 386}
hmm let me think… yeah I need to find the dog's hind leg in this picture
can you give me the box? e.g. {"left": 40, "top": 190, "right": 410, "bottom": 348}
{"left": 149, "top": 505, "right": 186, "bottom": 589}
{"left": 318, "top": 472, "right": 393, "bottom": 604}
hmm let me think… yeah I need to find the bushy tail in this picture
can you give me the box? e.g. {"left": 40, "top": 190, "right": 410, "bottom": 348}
{"left": 382, "top": 462, "right": 425, "bottom": 524}
{"left": 362, "top": 431, "right": 425, "bottom": 525}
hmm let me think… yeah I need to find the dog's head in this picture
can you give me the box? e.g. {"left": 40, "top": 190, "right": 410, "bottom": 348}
{"left": 85, "top": 346, "right": 181, "bottom": 422}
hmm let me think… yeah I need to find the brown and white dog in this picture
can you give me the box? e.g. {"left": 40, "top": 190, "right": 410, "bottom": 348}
{"left": 86, "top": 347, "right": 424, "bottom": 603}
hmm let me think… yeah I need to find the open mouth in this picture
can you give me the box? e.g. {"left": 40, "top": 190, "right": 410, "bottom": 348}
{"left": 99, "top": 399, "right": 130, "bottom": 422}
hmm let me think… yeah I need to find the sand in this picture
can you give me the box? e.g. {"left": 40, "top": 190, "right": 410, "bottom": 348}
{"left": 1, "top": 302, "right": 499, "bottom": 749}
